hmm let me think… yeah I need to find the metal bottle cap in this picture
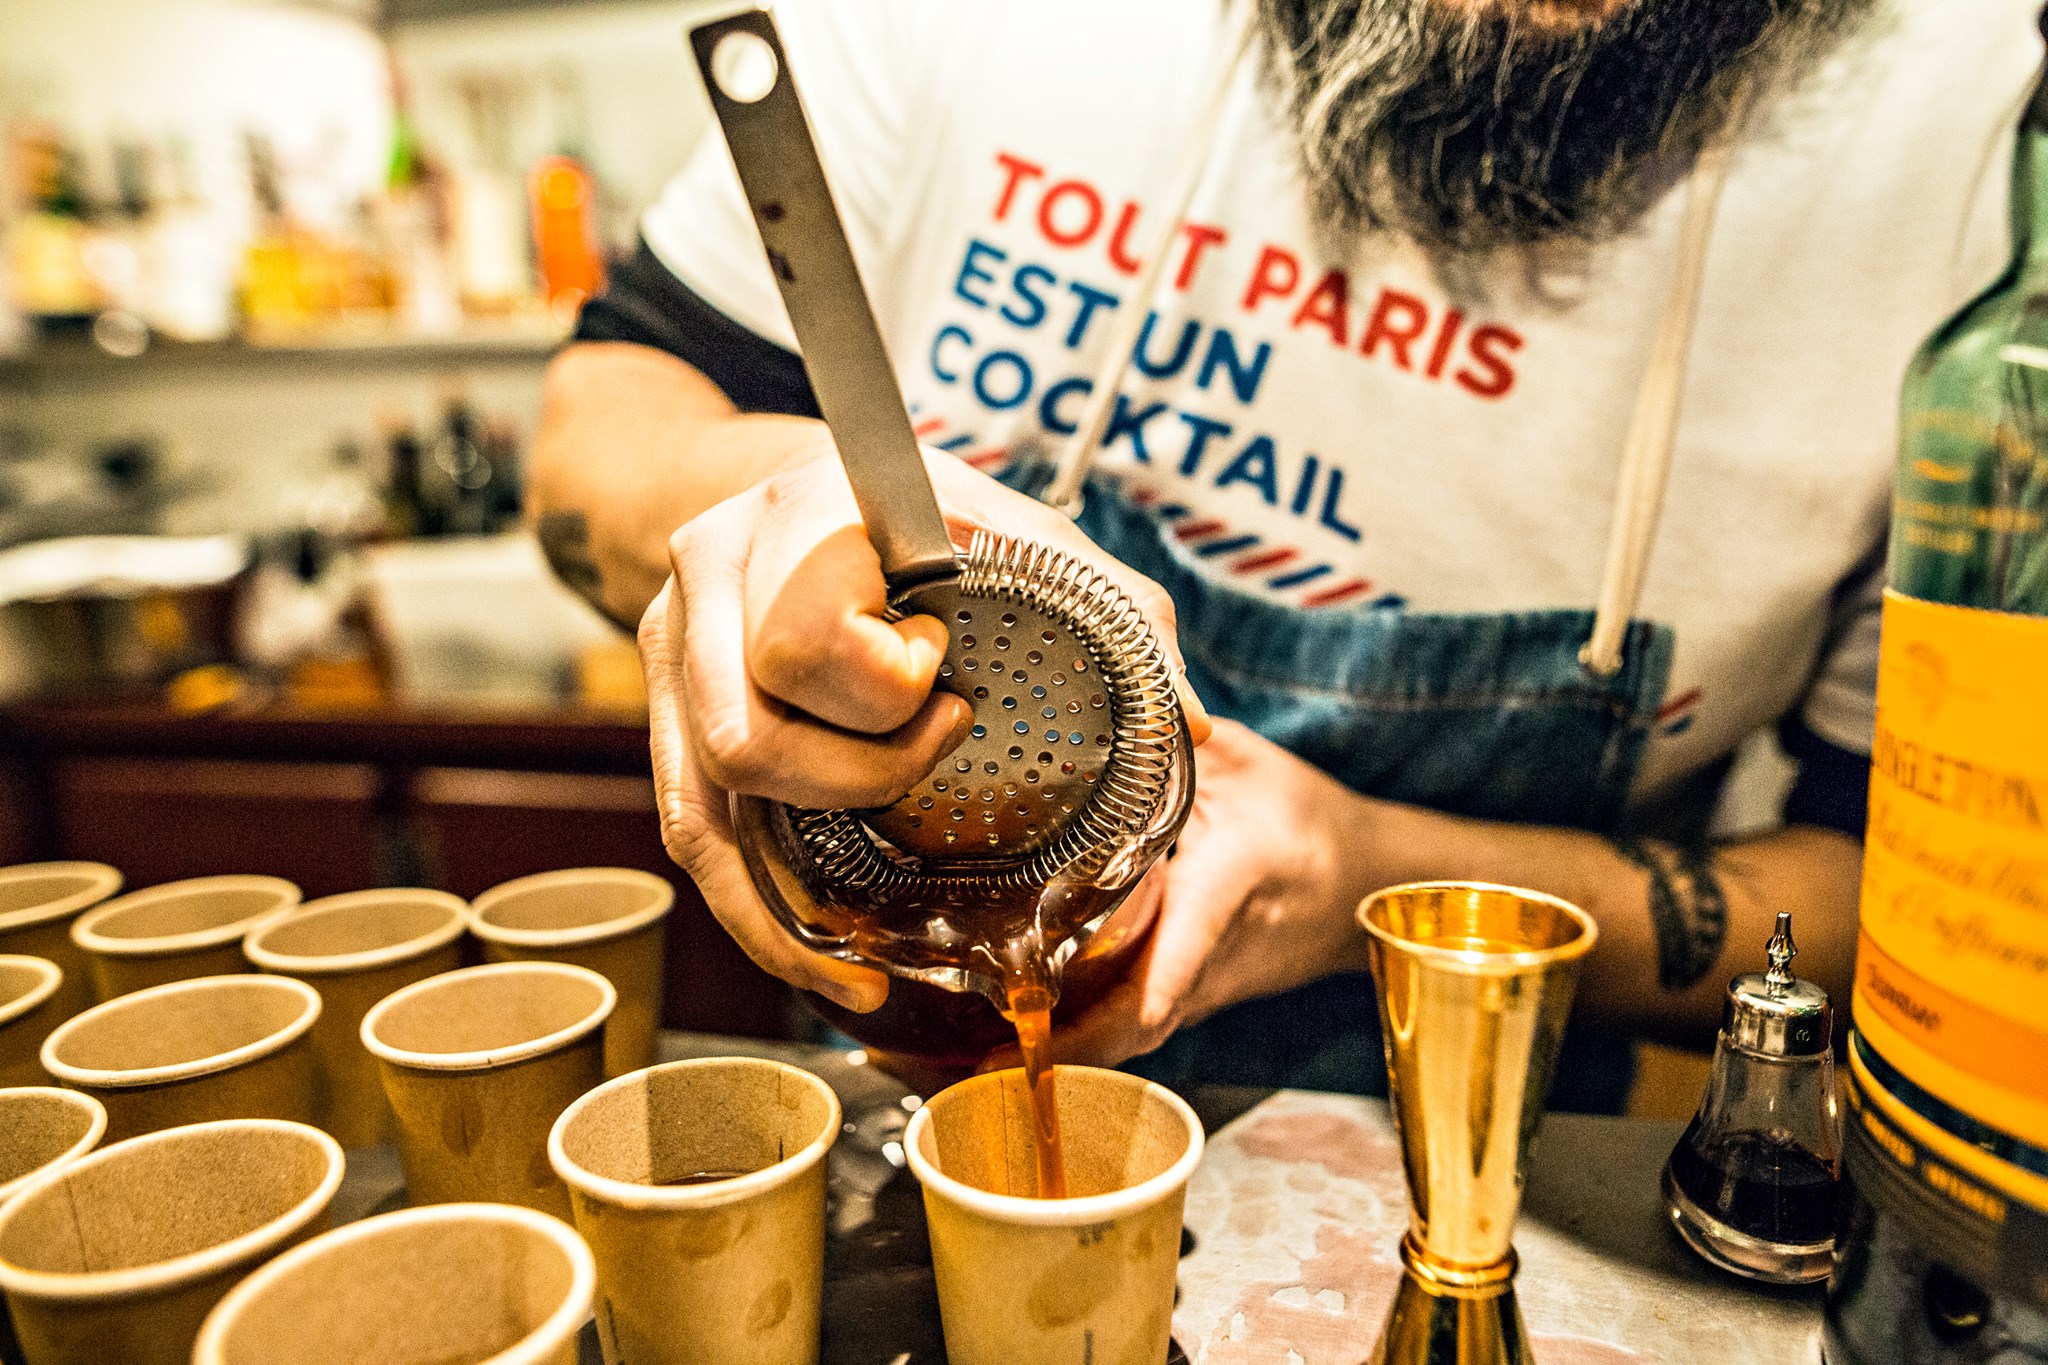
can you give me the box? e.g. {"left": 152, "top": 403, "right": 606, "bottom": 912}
{"left": 1722, "top": 912, "right": 1832, "bottom": 1056}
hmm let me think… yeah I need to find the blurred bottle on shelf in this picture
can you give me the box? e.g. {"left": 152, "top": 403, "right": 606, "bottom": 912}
{"left": 380, "top": 66, "right": 462, "bottom": 337}
{"left": 450, "top": 73, "right": 534, "bottom": 316}
{"left": 7, "top": 123, "right": 100, "bottom": 328}
{"left": 529, "top": 155, "right": 602, "bottom": 319}
{"left": 86, "top": 140, "right": 150, "bottom": 315}
{"left": 335, "top": 199, "right": 397, "bottom": 320}
{"left": 0, "top": 260, "right": 23, "bottom": 356}
{"left": 77, "top": 139, "right": 151, "bottom": 357}
{"left": 242, "top": 530, "right": 384, "bottom": 711}
{"left": 380, "top": 412, "right": 430, "bottom": 540}
{"left": 450, "top": 172, "right": 529, "bottom": 313}
{"left": 375, "top": 392, "right": 522, "bottom": 541}
{"left": 428, "top": 386, "right": 496, "bottom": 536}
{"left": 309, "top": 435, "right": 392, "bottom": 546}
{"left": 0, "top": 132, "right": 27, "bottom": 353}
{"left": 479, "top": 414, "right": 523, "bottom": 531}
{"left": 243, "top": 437, "right": 391, "bottom": 710}
{"left": 237, "top": 128, "right": 390, "bottom": 333}
{"left": 530, "top": 69, "right": 606, "bottom": 320}
{"left": 2, "top": 68, "right": 595, "bottom": 351}
{"left": 138, "top": 137, "right": 238, "bottom": 343}
{"left": 239, "top": 130, "right": 318, "bottom": 331}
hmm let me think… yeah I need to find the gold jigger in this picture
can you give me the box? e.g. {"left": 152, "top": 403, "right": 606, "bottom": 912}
{"left": 1359, "top": 882, "right": 1598, "bottom": 1365}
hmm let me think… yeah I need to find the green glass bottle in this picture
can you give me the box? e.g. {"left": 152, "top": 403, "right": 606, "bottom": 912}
{"left": 1824, "top": 33, "right": 2048, "bottom": 1365}
{"left": 1887, "top": 53, "right": 2048, "bottom": 612}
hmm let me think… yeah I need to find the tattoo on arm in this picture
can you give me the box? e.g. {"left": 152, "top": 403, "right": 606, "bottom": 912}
{"left": 1610, "top": 834, "right": 1729, "bottom": 991}
{"left": 537, "top": 509, "right": 632, "bottom": 631}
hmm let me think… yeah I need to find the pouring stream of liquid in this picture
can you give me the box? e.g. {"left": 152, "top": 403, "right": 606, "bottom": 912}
{"left": 1005, "top": 984, "right": 1068, "bottom": 1200}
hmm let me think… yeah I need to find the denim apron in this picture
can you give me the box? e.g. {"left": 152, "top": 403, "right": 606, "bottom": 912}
{"left": 1014, "top": 52, "right": 1740, "bottom": 1110}
{"left": 1073, "top": 483, "right": 1672, "bottom": 1113}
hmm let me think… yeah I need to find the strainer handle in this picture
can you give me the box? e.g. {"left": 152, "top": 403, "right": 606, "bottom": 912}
{"left": 688, "top": 6, "right": 959, "bottom": 592}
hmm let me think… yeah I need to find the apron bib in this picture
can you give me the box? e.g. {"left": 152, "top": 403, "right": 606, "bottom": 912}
{"left": 1077, "top": 483, "right": 1672, "bottom": 1109}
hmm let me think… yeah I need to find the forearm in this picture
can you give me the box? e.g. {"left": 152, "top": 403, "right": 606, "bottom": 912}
{"left": 1363, "top": 801, "right": 1862, "bottom": 1043}
{"left": 527, "top": 341, "right": 832, "bottom": 628}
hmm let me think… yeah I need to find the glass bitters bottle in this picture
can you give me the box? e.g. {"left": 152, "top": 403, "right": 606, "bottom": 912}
{"left": 1664, "top": 913, "right": 1841, "bottom": 1285}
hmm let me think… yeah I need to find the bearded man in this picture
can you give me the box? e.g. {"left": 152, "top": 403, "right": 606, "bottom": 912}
{"left": 530, "top": 0, "right": 2039, "bottom": 1106}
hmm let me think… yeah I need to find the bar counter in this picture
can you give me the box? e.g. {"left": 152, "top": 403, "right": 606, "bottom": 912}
{"left": 332, "top": 1033, "right": 1821, "bottom": 1365}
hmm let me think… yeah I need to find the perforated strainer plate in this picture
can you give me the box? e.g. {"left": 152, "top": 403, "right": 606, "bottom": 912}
{"left": 778, "top": 532, "right": 1183, "bottom": 901}
{"left": 866, "top": 583, "right": 1114, "bottom": 859}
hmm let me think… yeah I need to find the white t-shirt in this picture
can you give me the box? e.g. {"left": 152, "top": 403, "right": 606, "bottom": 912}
{"left": 644, "top": 0, "right": 2040, "bottom": 805}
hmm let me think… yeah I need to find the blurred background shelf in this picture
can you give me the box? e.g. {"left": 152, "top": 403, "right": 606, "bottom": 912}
{"left": 0, "top": 321, "right": 570, "bottom": 381}
{"left": 0, "top": 0, "right": 727, "bottom": 533}
{"left": 0, "top": 0, "right": 797, "bottom": 1047}
{"left": 0, "top": 697, "right": 652, "bottom": 771}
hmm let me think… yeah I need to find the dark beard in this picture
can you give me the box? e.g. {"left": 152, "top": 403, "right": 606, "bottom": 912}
{"left": 1255, "top": 0, "right": 1875, "bottom": 252}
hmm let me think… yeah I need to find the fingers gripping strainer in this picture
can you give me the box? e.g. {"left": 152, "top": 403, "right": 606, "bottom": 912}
{"left": 693, "top": 8, "right": 1192, "bottom": 1004}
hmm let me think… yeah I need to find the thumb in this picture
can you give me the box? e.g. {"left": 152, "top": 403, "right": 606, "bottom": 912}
{"left": 1174, "top": 666, "right": 1212, "bottom": 747}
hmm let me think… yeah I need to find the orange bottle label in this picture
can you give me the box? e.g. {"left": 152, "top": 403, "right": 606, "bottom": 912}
{"left": 1857, "top": 590, "right": 2048, "bottom": 1149}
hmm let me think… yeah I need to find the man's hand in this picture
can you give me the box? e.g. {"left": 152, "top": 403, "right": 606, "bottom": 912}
{"left": 639, "top": 441, "right": 1205, "bottom": 1012}
{"left": 1024, "top": 721, "right": 1863, "bottom": 1064}
{"left": 1041, "top": 718, "right": 1383, "bottom": 1066}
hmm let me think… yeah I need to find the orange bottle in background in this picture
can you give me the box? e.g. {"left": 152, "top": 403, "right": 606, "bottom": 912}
{"left": 528, "top": 154, "right": 603, "bottom": 316}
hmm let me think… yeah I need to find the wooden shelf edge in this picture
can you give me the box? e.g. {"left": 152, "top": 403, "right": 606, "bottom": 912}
{"left": 0, "top": 700, "right": 654, "bottom": 775}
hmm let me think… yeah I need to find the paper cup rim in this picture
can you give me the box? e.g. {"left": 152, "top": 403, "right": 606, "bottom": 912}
{"left": 1356, "top": 880, "right": 1598, "bottom": 975}
{"left": 0, "top": 954, "right": 62, "bottom": 1027}
{"left": 467, "top": 868, "right": 675, "bottom": 949}
{"left": 0, "top": 1087, "right": 107, "bottom": 1207}
{"left": 190, "top": 1201, "right": 595, "bottom": 1365}
{"left": 360, "top": 961, "right": 616, "bottom": 1072}
{"left": 72, "top": 875, "right": 302, "bottom": 959}
{"left": 0, "top": 862, "right": 123, "bottom": 934}
{"left": 244, "top": 889, "right": 470, "bottom": 975}
{"left": 903, "top": 1066, "right": 1205, "bottom": 1227}
{"left": 0, "top": 1118, "right": 343, "bottom": 1304}
{"left": 548, "top": 1057, "right": 843, "bottom": 1211}
{"left": 40, "top": 973, "right": 323, "bottom": 1089}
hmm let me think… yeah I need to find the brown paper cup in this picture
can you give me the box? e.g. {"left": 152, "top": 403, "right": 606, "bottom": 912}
{"left": 38, "top": 973, "right": 321, "bottom": 1143}
{"left": 468, "top": 868, "right": 674, "bottom": 1079}
{"left": 361, "top": 960, "right": 614, "bottom": 1218}
{"left": 0, "top": 958, "right": 63, "bottom": 1089}
{"left": 191, "top": 1201, "right": 595, "bottom": 1365}
{"left": 243, "top": 889, "right": 468, "bottom": 1148}
{"left": 0, "top": 864, "right": 122, "bottom": 1029}
{"left": 0, "top": 1088, "right": 106, "bottom": 1207}
{"left": 0, "top": 1117, "right": 343, "bottom": 1365}
{"left": 548, "top": 1057, "right": 841, "bottom": 1365}
{"left": 904, "top": 1065, "right": 1203, "bottom": 1365}
{"left": 71, "top": 875, "right": 300, "bottom": 1001}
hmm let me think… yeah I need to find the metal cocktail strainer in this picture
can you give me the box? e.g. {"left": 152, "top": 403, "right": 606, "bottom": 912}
{"left": 692, "top": 7, "right": 1192, "bottom": 1005}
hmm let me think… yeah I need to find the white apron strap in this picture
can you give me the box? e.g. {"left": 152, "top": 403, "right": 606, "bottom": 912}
{"left": 1579, "top": 119, "right": 1744, "bottom": 677}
